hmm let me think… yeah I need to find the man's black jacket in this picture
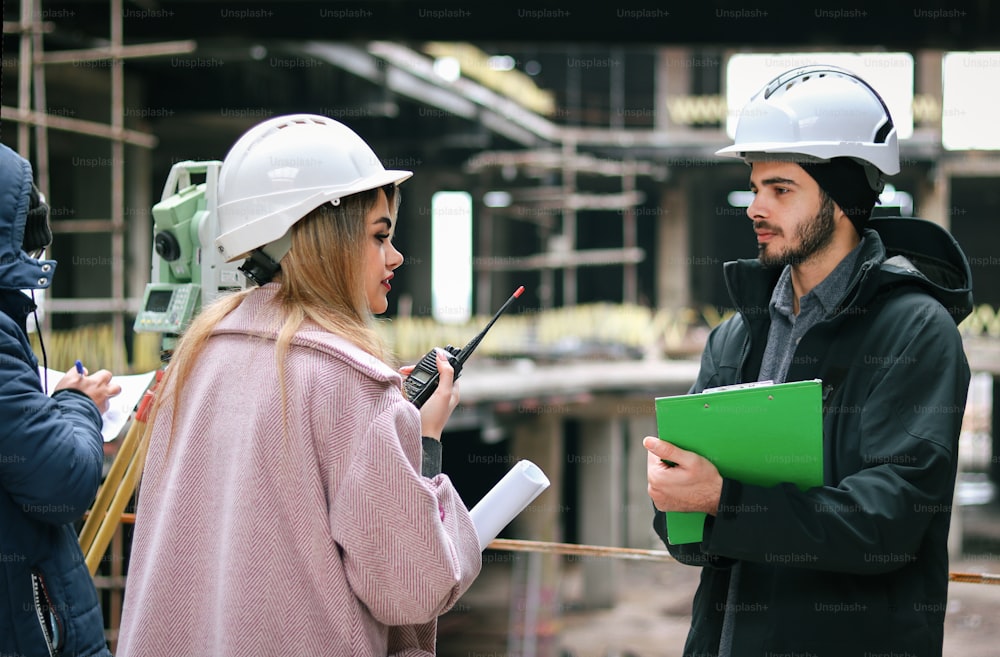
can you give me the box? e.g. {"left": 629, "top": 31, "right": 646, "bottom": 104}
{"left": 655, "top": 218, "right": 973, "bottom": 657}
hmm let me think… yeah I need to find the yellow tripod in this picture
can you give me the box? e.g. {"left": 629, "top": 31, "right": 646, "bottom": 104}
{"left": 78, "top": 375, "right": 159, "bottom": 576}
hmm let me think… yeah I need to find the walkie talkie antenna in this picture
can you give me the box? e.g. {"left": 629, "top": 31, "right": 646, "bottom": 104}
{"left": 403, "top": 285, "right": 525, "bottom": 408}
{"left": 457, "top": 286, "right": 524, "bottom": 365}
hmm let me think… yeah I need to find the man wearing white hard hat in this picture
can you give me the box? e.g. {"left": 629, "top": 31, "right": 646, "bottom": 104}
{"left": 643, "top": 66, "right": 972, "bottom": 656}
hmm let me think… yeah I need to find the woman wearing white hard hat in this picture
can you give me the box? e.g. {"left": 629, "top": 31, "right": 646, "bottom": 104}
{"left": 118, "top": 115, "right": 481, "bottom": 656}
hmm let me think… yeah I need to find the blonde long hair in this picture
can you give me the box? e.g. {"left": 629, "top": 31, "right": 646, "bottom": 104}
{"left": 146, "top": 184, "right": 399, "bottom": 445}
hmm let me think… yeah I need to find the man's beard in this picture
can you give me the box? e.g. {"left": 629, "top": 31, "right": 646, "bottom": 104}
{"left": 756, "top": 195, "right": 836, "bottom": 268}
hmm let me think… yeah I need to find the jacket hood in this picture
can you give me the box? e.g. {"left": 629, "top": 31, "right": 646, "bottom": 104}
{"left": 867, "top": 217, "right": 973, "bottom": 324}
{"left": 0, "top": 143, "right": 56, "bottom": 290}
{"left": 723, "top": 216, "right": 974, "bottom": 327}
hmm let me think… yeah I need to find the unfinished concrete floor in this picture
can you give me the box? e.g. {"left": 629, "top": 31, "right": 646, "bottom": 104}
{"left": 438, "top": 502, "right": 1000, "bottom": 657}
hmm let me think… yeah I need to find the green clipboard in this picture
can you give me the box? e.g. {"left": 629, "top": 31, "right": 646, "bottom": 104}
{"left": 654, "top": 379, "right": 824, "bottom": 545}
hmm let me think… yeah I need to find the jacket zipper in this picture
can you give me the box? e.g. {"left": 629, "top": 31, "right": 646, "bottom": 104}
{"left": 31, "top": 570, "right": 62, "bottom": 657}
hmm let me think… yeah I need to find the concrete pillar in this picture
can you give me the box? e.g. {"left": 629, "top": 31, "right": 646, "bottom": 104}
{"left": 654, "top": 47, "right": 694, "bottom": 312}
{"left": 576, "top": 418, "right": 623, "bottom": 608}
{"left": 122, "top": 73, "right": 153, "bottom": 323}
{"left": 654, "top": 47, "right": 692, "bottom": 134}
{"left": 399, "top": 167, "right": 436, "bottom": 317}
{"left": 561, "top": 138, "right": 578, "bottom": 307}
{"left": 510, "top": 413, "right": 564, "bottom": 657}
{"left": 657, "top": 177, "right": 691, "bottom": 310}
{"left": 918, "top": 163, "right": 950, "bottom": 229}
{"left": 991, "top": 376, "right": 1000, "bottom": 490}
{"left": 626, "top": 414, "right": 661, "bottom": 549}
{"left": 125, "top": 144, "right": 152, "bottom": 313}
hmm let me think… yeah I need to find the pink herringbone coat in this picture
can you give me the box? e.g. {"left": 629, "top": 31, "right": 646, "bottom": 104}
{"left": 117, "top": 285, "right": 482, "bottom": 656}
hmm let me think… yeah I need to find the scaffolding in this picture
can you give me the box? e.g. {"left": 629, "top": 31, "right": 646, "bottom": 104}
{"left": 2, "top": 0, "right": 193, "bottom": 371}
{"left": 464, "top": 147, "right": 667, "bottom": 312}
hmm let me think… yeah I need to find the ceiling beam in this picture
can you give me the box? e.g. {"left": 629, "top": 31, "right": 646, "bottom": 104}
{"left": 40, "top": 2, "right": 1000, "bottom": 50}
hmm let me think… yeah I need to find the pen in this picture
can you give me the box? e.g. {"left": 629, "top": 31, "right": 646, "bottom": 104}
{"left": 75, "top": 360, "right": 85, "bottom": 375}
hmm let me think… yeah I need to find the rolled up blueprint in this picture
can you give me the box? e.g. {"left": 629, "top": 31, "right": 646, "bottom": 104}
{"left": 469, "top": 459, "right": 550, "bottom": 551}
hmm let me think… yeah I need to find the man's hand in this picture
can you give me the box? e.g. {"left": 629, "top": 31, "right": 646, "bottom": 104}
{"left": 53, "top": 365, "right": 122, "bottom": 415}
{"left": 644, "top": 436, "right": 723, "bottom": 515}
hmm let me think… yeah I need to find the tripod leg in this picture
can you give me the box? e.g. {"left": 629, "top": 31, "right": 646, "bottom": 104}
{"left": 80, "top": 377, "right": 159, "bottom": 574}
{"left": 84, "top": 419, "right": 150, "bottom": 575}
{"left": 79, "top": 415, "right": 144, "bottom": 555}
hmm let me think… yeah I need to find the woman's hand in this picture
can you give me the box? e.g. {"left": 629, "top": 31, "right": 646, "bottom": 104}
{"left": 400, "top": 349, "right": 460, "bottom": 440}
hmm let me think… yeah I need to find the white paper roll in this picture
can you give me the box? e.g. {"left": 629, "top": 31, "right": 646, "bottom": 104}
{"left": 468, "top": 459, "right": 550, "bottom": 551}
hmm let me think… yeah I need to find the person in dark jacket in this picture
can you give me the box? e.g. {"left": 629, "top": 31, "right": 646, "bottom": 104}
{"left": 0, "top": 142, "right": 120, "bottom": 657}
{"left": 644, "top": 66, "right": 972, "bottom": 657}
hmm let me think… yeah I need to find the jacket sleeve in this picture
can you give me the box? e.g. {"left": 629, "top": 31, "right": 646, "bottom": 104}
{"left": 700, "top": 308, "right": 968, "bottom": 574}
{"left": 421, "top": 436, "right": 443, "bottom": 477}
{"left": 0, "top": 329, "right": 104, "bottom": 525}
{"left": 329, "top": 395, "right": 482, "bottom": 626}
{"left": 386, "top": 622, "right": 437, "bottom": 657}
{"left": 655, "top": 506, "right": 736, "bottom": 569}
{"left": 688, "top": 316, "right": 744, "bottom": 395}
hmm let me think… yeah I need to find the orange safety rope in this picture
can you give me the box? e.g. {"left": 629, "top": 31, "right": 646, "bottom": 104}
{"left": 487, "top": 538, "right": 1000, "bottom": 586}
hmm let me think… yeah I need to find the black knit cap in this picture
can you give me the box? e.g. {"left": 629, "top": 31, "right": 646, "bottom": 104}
{"left": 22, "top": 182, "right": 52, "bottom": 256}
{"left": 799, "top": 157, "right": 880, "bottom": 236}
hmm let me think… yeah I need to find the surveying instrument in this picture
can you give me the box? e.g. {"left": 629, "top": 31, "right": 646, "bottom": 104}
{"left": 79, "top": 161, "right": 245, "bottom": 574}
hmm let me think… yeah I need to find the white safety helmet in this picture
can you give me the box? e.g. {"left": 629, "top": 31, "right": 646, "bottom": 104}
{"left": 215, "top": 114, "right": 412, "bottom": 265}
{"left": 716, "top": 65, "right": 899, "bottom": 189}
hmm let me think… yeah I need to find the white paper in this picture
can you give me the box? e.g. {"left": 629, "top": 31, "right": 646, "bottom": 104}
{"left": 701, "top": 378, "right": 821, "bottom": 394}
{"left": 41, "top": 367, "right": 157, "bottom": 442}
{"left": 701, "top": 380, "right": 774, "bottom": 394}
{"left": 469, "top": 459, "right": 550, "bottom": 551}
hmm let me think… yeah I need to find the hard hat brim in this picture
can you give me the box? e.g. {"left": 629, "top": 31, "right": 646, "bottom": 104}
{"left": 715, "top": 142, "right": 900, "bottom": 176}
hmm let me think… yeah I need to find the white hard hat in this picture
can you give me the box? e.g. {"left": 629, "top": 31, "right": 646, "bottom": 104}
{"left": 215, "top": 114, "right": 412, "bottom": 263}
{"left": 716, "top": 65, "right": 899, "bottom": 179}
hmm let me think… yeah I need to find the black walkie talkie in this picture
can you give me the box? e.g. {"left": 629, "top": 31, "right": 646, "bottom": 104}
{"left": 404, "top": 285, "right": 524, "bottom": 408}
